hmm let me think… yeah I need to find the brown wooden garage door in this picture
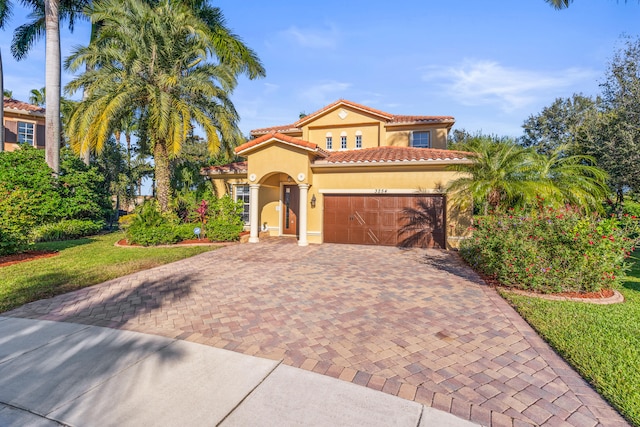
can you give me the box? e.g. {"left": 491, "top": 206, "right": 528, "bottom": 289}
{"left": 323, "top": 194, "right": 446, "bottom": 248}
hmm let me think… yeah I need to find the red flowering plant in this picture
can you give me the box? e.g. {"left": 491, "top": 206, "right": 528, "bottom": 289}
{"left": 460, "top": 206, "right": 640, "bottom": 293}
{"left": 194, "top": 199, "right": 208, "bottom": 237}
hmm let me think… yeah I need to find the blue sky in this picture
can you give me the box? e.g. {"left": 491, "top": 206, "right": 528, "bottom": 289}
{"left": 2, "top": 1, "right": 639, "bottom": 139}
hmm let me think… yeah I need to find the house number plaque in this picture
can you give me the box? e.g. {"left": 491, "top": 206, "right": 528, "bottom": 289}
{"left": 374, "top": 189, "right": 388, "bottom": 193}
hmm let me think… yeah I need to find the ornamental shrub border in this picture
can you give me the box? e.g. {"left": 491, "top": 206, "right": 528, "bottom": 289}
{"left": 123, "top": 196, "right": 244, "bottom": 246}
{"left": 459, "top": 206, "right": 640, "bottom": 293}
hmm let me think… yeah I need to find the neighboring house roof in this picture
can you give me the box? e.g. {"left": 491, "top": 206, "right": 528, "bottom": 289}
{"left": 236, "top": 131, "right": 329, "bottom": 157}
{"left": 250, "top": 123, "right": 299, "bottom": 135}
{"left": 201, "top": 161, "right": 247, "bottom": 175}
{"left": 315, "top": 146, "right": 472, "bottom": 166}
{"left": 250, "top": 99, "right": 454, "bottom": 137}
{"left": 3, "top": 97, "right": 45, "bottom": 117}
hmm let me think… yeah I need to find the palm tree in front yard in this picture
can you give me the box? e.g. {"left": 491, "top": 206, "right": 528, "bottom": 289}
{"left": 447, "top": 137, "right": 610, "bottom": 214}
{"left": 447, "top": 137, "right": 539, "bottom": 215}
{"left": 65, "top": 0, "right": 263, "bottom": 212}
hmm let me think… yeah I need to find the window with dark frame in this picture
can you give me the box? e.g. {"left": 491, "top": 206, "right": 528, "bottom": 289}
{"left": 411, "top": 131, "right": 430, "bottom": 148}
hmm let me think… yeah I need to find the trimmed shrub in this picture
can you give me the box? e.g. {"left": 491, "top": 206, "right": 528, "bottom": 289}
{"left": 0, "top": 228, "right": 27, "bottom": 256}
{"left": 31, "top": 220, "right": 104, "bottom": 242}
{"left": 460, "top": 206, "right": 640, "bottom": 293}
{"left": 126, "top": 223, "right": 181, "bottom": 246}
{"left": 124, "top": 200, "right": 183, "bottom": 246}
{"left": 0, "top": 146, "right": 112, "bottom": 254}
{"left": 206, "top": 195, "right": 244, "bottom": 241}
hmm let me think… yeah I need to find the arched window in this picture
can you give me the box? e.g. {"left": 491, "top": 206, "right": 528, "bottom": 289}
{"left": 355, "top": 130, "right": 362, "bottom": 149}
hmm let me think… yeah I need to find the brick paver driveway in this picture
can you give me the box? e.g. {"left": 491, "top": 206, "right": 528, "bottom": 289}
{"left": 6, "top": 238, "right": 628, "bottom": 426}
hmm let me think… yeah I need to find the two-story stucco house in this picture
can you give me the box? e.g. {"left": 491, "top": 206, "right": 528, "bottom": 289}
{"left": 202, "top": 99, "right": 472, "bottom": 249}
{"left": 2, "top": 98, "right": 46, "bottom": 151}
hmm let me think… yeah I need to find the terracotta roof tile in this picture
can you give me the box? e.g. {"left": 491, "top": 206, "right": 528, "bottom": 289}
{"left": 316, "top": 146, "right": 472, "bottom": 165}
{"left": 236, "top": 132, "right": 328, "bottom": 156}
{"left": 201, "top": 161, "right": 247, "bottom": 175}
{"left": 248, "top": 99, "right": 455, "bottom": 135}
{"left": 3, "top": 97, "right": 45, "bottom": 115}
{"left": 390, "top": 115, "right": 455, "bottom": 124}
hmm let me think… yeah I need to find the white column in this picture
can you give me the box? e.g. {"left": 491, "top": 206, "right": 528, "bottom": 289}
{"left": 298, "top": 183, "right": 309, "bottom": 246}
{"left": 249, "top": 183, "right": 260, "bottom": 243}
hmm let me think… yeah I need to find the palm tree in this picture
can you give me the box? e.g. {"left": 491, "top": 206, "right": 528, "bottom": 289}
{"left": 447, "top": 137, "right": 539, "bottom": 215}
{"left": 29, "top": 86, "right": 46, "bottom": 106}
{"left": 65, "top": 0, "right": 264, "bottom": 212}
{"left": 448, "top": 137, "right": 610, "bottom": 214}
{"left": 529, "top": 146, "right": 609, "bottom": 212}
{"left": 0, "top": 0, "right": 12, "bottom": 153}
{"left": 9, "top": 0, "right": 88, "bottom": 172}
{"left": 545, "top": 0, "right": 572, "bottom": 9}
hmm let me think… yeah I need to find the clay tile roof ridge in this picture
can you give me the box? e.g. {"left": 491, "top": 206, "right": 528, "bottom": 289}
{"left": 3, "top": 97, "right": 45, "bottom": 114}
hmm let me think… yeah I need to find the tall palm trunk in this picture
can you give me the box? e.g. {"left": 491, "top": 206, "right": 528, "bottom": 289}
{"left": 44, "top": 0, "right": 61, "bottom": 173}
{"left": 0, "top": 48, "right": 4, "bottom": 152}
{"left": 154, "top": 142, "right": 171, "bottom": 212}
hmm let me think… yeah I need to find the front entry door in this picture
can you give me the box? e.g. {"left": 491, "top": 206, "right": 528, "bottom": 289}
{"left": 282, "top": 185, "right": 300, "bottom": 236}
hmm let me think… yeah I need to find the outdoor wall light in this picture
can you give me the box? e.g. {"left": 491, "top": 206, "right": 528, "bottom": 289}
{"left": 311, "top": 194, "right": 316, "bottom": 208}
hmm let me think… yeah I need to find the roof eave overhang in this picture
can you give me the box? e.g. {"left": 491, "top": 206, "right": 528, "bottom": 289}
{"left": 385, "top": 119, "right": 455, "bottom": 128}
{"left": 4, "top": 108, "right": 45, "bottom": 118}
{"left": 201, "top": 169, "right": 248, "bottom": 177}
{"left": 311, "top": 159, "right": 473, "bottom": 169}
{"left": 236, "top": 138, "right": 324, "bottom": 157}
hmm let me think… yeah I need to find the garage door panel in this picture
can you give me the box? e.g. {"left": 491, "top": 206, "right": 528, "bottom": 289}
{"left": 324, "top": 194, "right": 445, "bottom": 248}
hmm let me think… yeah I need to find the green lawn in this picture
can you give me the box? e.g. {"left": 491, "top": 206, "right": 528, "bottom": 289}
{"left": 0, "top": 232, "right": 219, "bottom": 314}
{"left": 502, "top": 253, "right": 640, "bottom": 426}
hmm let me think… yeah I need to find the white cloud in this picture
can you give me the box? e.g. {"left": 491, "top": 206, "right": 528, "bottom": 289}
{"left": 422, "top": 60, "right": 597, "bottom": 112}
{"left": 279, "top": 25, "right": 339, "bottom": 49}
{"left": 299, "top": 81, "right": 352, "bottom": 104}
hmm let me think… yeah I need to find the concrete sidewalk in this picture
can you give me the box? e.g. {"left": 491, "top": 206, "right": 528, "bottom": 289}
{"left": 0, "top": 316, "right": 479, "bottom": 427}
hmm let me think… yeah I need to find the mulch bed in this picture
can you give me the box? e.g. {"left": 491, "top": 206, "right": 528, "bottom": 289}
{"left": 475, "top": 269, "right": 616, "bottom": 300}
{"left": 0, "top": 251, "right": 59, "bottom": 268}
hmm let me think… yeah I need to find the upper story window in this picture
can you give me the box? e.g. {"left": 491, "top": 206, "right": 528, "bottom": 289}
{"left": 18, "top": 122, "right": 35, "bottom": 144}
{"left": 340, "top": 131, "right": 347, "bottom": 150}
{"left": 326, "top": 132, "right": 333, "bottom": 150}
{"left": 411, "top": 131, "right": 430, "bottom": 148}
{"left": 235, "top": 185, "right": 250, "bottom": 224}
{"left": 355, "top": 131, "right": 362, "bottom": 149}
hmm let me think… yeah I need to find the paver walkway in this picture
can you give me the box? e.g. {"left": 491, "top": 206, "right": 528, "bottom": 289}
{"left": 5, "top": 238, "right": 629, "bottom": 427}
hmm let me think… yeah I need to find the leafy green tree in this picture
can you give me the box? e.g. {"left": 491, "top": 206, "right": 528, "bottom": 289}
{"left": 65, "top": 0, "right": 264, "bottom": 212}
{"left": 574, "top": 38, "right": 640, "bottom": 203}
{"left": 577, "top": 109, "right": 640, "bottom": 203}
{"left": 520, "top": 94, "right": 596, "bottom": 154}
